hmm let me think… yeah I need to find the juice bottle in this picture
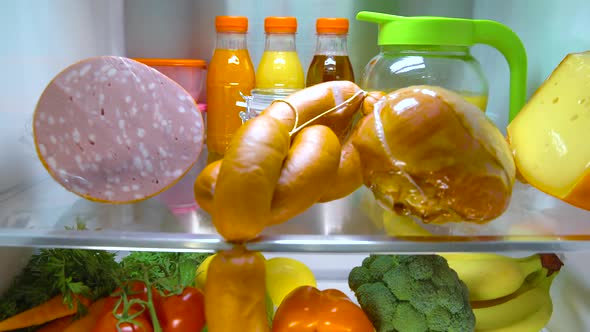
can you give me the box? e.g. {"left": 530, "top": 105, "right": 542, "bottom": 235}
{"left": 256, "top": 17, "right": 305, "bottom": 89}
{"left": 207, "top": 16, "right": 255, "bottom": 162}
{"left": 306, "top": 18, "right": 355, "bottom": 86}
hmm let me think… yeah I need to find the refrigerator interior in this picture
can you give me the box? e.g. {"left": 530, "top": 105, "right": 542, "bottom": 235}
{"left": 1, "top": 0, "right": 590, "bottom": 330}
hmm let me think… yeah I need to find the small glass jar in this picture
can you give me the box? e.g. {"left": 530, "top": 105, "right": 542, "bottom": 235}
{"left": 236, "top": 89, "right": 300, "bottom": 122}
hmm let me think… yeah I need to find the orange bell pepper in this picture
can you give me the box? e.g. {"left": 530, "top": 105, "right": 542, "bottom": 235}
{"left": 272, "top": 286, "right": 374, "bottom": 332}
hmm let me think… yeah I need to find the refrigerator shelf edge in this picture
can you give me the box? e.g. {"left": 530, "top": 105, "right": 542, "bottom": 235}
{"left": 0, "top": 229, "right": 584, "bottom": 253}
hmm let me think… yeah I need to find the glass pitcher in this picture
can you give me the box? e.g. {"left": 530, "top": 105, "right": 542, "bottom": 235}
{"left": 357, "top": 11, "right": 528, "bottom": 121}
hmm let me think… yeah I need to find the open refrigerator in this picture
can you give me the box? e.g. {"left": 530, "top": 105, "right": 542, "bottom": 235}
{"left": 1, "top": 0, "right": 590, "bottom": 331}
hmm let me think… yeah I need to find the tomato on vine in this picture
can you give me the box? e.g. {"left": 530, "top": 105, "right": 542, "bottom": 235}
{"left": 156, "top": 286, "right": 206, "bottom": 331}
{"left": 92, "top": 309, "right": 153, "bottom": 332}
{"left": 92, "top": 281, "right": 156, "bottom": 332}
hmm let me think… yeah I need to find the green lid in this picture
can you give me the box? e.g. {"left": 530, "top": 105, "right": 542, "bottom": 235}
{"left": 357, "top": 11, "right": 528, "bottom": 121}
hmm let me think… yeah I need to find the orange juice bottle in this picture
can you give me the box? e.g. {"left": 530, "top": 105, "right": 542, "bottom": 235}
{"left": 207, "top": 16, "right": 255, "bottom": 162}
{"left": 256, "top": 17, "right": 305, "bottom": 89}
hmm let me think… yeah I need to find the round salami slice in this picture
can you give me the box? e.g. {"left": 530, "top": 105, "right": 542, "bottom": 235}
{"left": 33, "top": 56, "right": 204, "bottom": 203}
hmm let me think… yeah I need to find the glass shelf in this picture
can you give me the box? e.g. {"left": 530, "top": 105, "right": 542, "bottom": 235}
{"left": 3, "top": 111, "right": 590, "bottom": 253}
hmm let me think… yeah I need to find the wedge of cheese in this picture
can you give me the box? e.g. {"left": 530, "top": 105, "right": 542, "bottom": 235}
{"left": 508, "top": 51, "right": 590, "bottom": 210}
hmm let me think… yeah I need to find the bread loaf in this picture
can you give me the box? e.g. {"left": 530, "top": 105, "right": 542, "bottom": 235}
{"left": 352, "top": 85, "right": 515, "bottom": 223}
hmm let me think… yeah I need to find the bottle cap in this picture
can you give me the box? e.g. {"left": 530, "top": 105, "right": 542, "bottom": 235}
{"left": 317, "top": 18, "right": 349, "bottom": 34}
{"left": 216, "top": 16, "right": 248, "bottom": 33}
{"left": 265, "top": 16, "right": 297, "bottom": 33}
{"left": 133, "top": 58, "right": 207, "bottom": 69}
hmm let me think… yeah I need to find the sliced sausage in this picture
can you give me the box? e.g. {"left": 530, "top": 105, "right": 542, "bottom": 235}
{"left": 318, "top": 139, "right": 363, "bottom": 202}
{"left": 212, "top": 115, "right": 291, "bottom": 242}
{"left": 34, "top": 56, "right": 204, "bottom": 203}
{"left": 193, "top": 160, "right": 221, "bottom": 213}
{"left": 193, "top": 81, "right": 368, "bottom": 241}
{"left": 270, "top": 125, "right": 341, "bottom": 224}
{"left": 262, "top": 80, "right": 365, "bottom": 139}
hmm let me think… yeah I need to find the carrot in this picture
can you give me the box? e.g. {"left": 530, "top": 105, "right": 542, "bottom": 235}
{"left": 36, "top": 315, "right": 75, "bottom": 332}
{"left": 63, "top": 298, "right": 108, "bottom": 332}
{"left": 0, "top": 295, "right": 89, "bottom": 331}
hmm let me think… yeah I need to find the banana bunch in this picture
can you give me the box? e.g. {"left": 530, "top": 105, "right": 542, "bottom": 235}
{"left": 440, "top": 253, "right": 562, "bottom": 332}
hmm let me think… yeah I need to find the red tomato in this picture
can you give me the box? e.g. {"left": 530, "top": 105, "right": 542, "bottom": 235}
{"left": 156, "top": 287, "right": 206, "bottom": 332}
{"left": 114, "top": 281, "right": 150, "bottom": 301}
{"left": 92, "top": 309, "right": 154, "bottom": 332}
{"left": 93, "top": 281, "right": 159, "bottom": 332}
{"left": 103, "top": 281, "right": 160, "bottom": 315}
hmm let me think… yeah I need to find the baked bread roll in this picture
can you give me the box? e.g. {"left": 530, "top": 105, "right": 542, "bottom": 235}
{"left": 352, "top": 85, "right": 515, "bottom": 223}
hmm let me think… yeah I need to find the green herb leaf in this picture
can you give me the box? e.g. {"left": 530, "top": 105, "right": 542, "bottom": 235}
{"left": 0, "top": 249, "right": 119, "bottom": 324}
{"left": 120, "top": 252, "right": 211, "bottom": 292}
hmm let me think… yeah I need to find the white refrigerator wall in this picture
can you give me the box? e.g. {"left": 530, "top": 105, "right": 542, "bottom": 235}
{"left": 1, "top": 0, "right": 590, "bottom": 330}
{"left": 123, "top": 0, "right": 473, "bottom": 99}
{"left": 0, "top": 0, "right": 125, "bottom": 189}
{"left": 0, "top": 0, "right": 125, "bottom": 293}
{"left": 472, "top": 0, "right": 590, "bottom": 130}
{"left": 0, "top": 0, "right": 125, "bottom": 114}
{"left": 123, "top": 0, "right": 590, "bottom": 130}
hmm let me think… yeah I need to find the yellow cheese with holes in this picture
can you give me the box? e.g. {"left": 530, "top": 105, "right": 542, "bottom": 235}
{"left": 508, "top": 51, "right": 590, "bottom": 210}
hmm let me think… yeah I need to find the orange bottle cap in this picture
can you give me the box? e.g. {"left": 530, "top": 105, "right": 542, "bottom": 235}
{"left": 216, "top": 16, "right": 248, "bottom": 33}
{"left": 265, "top": 16, "right": 297, "bottom": 34}
{"left": 134, "top": 58, "right": 207, "bottom": 69}
{"left": 317, "top": 18, "right": 349, "bottom": 34}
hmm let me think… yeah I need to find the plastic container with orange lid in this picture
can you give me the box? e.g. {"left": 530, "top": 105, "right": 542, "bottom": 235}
{"left": 134, "top": 58, "right": 207, "bottom": 102}
{"left": 256, "top": 16, "right": 305, "bottom": 90}
{"left": 134, "top": 57, "right": 208, "bottom": 213}
{"left": 207, "top": 16, "right": 256, "bottom": 162}
{"left": 306, "top": 18, "right": 355, "bottom": 87}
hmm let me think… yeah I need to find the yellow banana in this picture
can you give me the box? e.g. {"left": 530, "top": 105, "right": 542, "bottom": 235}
{"left": 358, "top": 186, "right": 433, "bottom": 237}
{"left": 440, "top": 253, "right": 542, "bottom": 301}
{"left": 383, "top": 211, "right": 432, "bottom": 237}
{"left": 472, "top": 269, "right": 556, "bottom": 331}
{"left": 485, "top": 294, "right": 552, "bottom": 332}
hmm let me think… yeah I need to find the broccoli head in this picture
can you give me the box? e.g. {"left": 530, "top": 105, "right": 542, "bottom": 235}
{"left": 348, "top": 255, "right": 475, "bottom": 332}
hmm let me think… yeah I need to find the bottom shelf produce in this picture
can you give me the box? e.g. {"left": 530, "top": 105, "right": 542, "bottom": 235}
{"left": 0, "top": 248, "right": 564, "bottom": 332}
